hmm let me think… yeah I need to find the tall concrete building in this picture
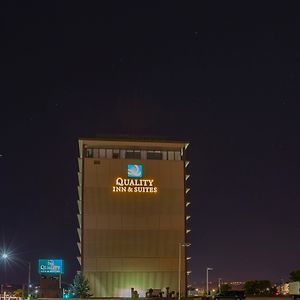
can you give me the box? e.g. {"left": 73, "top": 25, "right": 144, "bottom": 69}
{"left": 77, "top": 138, "right": 191, "bottom": 297}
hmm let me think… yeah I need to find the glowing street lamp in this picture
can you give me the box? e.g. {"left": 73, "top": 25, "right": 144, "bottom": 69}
{"left": 1, "top": 253, "right": 9, "bottom": 300}
{"left": 0, "top": 252, "right": 32, "bottom": 300}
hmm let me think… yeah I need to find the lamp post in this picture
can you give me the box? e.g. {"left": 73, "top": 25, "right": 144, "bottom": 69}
{"left": 28, "top": 262, "right": 31, "bottom": 300}
{"left": 206, "top": 267, "right": 213, "bottom": 296}
{"left": 178, "top": 243, "right": 190, "bottom": 300}
{"left": 218, "top": 278, "right": 221, "bottom": 294}
{"left": 1, "top": 253, "right": 8, "bottom": 300}
{"left": 0, "top": 253, "right": 32, "bottom": 300}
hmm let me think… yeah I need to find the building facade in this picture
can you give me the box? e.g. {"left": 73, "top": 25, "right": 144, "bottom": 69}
{"left": 77, "top": 138, "right": 191, "bottom": 297}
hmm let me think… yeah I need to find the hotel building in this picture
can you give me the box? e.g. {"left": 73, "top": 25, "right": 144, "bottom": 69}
{"left": 77, "top": 138, "right": 191, "bottom": 297}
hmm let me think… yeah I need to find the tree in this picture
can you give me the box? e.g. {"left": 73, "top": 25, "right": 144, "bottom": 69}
{"left": 69, "top": 272, "right": 92, "bottom": 298}
{"left": 13, "top": 289, "right": 24, "bottom": 298}
{"left": 244, "top": 280, "right": 273, "bottom": 296}
{"left": 220, "top": 284, "right": 232, "bottom": 293}
{"left": 244, "top": 281, "right": 256, "bottom": 295}
{"left": 290, "top": 270, "right": 300, "bottom": 282}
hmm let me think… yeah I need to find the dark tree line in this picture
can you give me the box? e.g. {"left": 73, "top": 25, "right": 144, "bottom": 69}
{"left": 244, "top": 280, "right": 275, "bottom": 296}
{"left": 243, "top": 269, "right": 300, "bottom": 296}
{"left": 290, "top": 269, "right": 300, "bottom": 282}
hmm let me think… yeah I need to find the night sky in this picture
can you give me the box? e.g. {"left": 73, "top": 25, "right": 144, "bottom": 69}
{"left": 1, "top": 2, "right": 300, "bottom": 287}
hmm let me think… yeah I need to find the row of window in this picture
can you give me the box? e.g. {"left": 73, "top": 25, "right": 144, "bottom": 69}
{"left": 85, "top": 148, "right": 182, "bottom": 160}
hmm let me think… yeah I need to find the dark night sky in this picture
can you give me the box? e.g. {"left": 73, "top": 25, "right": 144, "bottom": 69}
{"left": 0, "top": 1, "right": 300, "bottom": 287}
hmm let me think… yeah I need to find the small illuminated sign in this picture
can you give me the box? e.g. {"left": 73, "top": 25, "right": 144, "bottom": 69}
{"left": 128, "top": 164, "right": 142, "bottom": 178}
{"left": 38, "top": 259, "right": 64, "bottom": 274}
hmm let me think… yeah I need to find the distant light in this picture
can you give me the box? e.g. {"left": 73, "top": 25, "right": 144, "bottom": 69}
{"left": 2, "top": 253, "right": 8, "bottom": 259}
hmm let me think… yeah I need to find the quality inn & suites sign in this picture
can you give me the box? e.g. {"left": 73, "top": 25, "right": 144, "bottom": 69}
{"left": 112, "top": 164, "right": 158, "bottom": 193}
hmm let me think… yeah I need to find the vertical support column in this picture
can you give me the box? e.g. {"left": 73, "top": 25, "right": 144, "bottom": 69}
{"left": 178, "top": 243, "right": 181, "bottom": 300}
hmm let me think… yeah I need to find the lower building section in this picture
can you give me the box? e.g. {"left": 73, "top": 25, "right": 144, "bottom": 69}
{"left": 85, "top": 271, "right": 186, "bottom": 297}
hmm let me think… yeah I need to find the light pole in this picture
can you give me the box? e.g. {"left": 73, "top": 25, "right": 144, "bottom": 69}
{"left": 1, "top": 253, "right": 8, "bottom": 300}
{"left": 206, "top": 267, "right": 213, "bottom": 296}
{"left": 218, "top": 278, "right": 222, "bottom": 294}
{"left": 178, "top": 243, "right": 190, "bottom": 300}
{"left": 0, "top": 253, "right": 32, "bottom": 300}
{"left": 27, "top": 262, "right": 31, "bottom": 300}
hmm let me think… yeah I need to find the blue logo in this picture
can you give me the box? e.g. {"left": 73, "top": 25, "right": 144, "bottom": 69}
{"left": 128, "top": 164, "right": 143, "bottom": 178}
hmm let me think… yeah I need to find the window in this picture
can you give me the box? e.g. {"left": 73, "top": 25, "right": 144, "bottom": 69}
{"left": 106, "top": 149, "right": 112, "bottom": 159}
{"left": 125, "top": 150, "right": 141, "bottom": 159}
{"left": 175, "top": 151, "right": 181, "bottom": 160}
{"left": 162, "top": 151, "right": 167, "bottom": 160}
{"left": 99, "top": 149, "right": 106, "bottom": 158}
{"left": 147, "top": 151, "right": 162, "bottom": 160}
{"left": 168, "top": 151, "right": 175, "bottom": 160}
{"left": 93, "top": 149, "right": 99, "bottom": 158}
{"left": 86, "top": 148, "right": 93, "bottom": 158}
{"left": 112, "top": 149, "right": 119, "bottom": 159}
{"left": 120, "top": 150, "right": 126, "bottom": 159}
{"left": 141, "top": 150, "right": 147, "bottom": 160}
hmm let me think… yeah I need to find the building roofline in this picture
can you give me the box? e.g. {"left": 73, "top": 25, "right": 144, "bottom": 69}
{"left": 79, "top": 135, "right": 189, "bottom": 145}
{"left": 78, "top": 136, "right": 189, "bottom": 158}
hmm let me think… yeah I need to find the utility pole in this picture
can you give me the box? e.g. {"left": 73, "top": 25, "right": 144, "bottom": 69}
{"left": 28, "top": 262, "right": 31, "bottom": 300}
{"left": 218, "top": 278, "right": 222, "bottom": 294}
{"left": 206, "top": 267, "right": 213, "bottom": 295}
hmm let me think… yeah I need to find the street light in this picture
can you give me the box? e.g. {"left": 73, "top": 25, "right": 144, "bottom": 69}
{"left": 28, "top": 262, "right": 31, "bottom": 300}
{"left": 1, "top": 252, "right": 8, "bottom": 300}
{"left": 178, "top": 243, "right": 191, "bottom": 300}
{"left": 0, "top": 252, "right": 32, "bottom": 300}
{"left": 206, "top": 267, "right": 213, "bottom": 295}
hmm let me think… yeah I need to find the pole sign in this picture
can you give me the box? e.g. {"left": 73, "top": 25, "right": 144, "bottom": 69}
{"left": 38, "top": 259, "right": 64, "bottom": 274}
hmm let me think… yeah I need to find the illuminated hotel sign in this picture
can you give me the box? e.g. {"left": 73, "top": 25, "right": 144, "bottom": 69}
{"left": 38, "top": 259, "right": 64, "bottom": 274}
{"left": 112, "top": 164, "right": 158, "bottom": 193}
